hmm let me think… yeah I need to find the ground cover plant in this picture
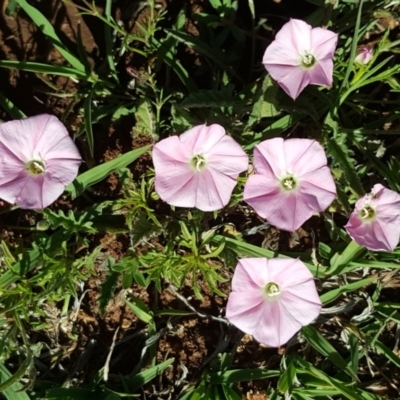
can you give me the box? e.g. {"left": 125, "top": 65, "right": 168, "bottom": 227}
{"left": 1, "top": 0, "right": 400, "bottom": 398}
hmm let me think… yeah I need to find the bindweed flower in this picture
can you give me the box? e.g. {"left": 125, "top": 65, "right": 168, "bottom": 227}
{"left": 153, "top": 124, "right": 248, "bottom": 211}
{"left": 0, "top": 114, "right": 82, "bottom": 209}
{"left": 263, "top": 19, "right": 338, "bottom": 100}
{"left": 345, "top": 184, "right": 400, "bottom": 252}
{"left": 243, "top": 137, "right": 336, "bottom": 232}
{"left": 354, "top": 47, "right": 373, "bottom": 65}
{"left": 226, "top": 258, "right": 321, "bottom": 347}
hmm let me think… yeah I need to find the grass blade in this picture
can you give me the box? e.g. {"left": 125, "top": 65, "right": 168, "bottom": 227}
{"left": 16, "top": 0, "right": 86, "bottom": 72}
{"left": 66, "top": 145, "right": 151, "bottom": 198}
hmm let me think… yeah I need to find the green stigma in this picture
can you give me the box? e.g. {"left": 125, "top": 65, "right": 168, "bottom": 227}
{"left": 280, "top": 174, "right": 298, "bottom": 192}
{"left": 189, "top": 154, "right": 207, "bottom": 172}
{"left": 264, "top": 282, "right": 281, "bottom": 298}
{"left": 301, "top": 53, "right": 316, "bottom": 68}
{"left": 26, "top": 159, "right": 45, "bottom": 175}
{"left": 359, "top": 204, "right": 376, "bottom": 222}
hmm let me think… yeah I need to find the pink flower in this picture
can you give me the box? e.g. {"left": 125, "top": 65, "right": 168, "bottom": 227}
{"left": 153, "top": 124, "right": 248, "bottom": 211}
{"left": 0, "top": 114, "right": 82, "bottom": 209}
{"left": 243, "top": 137, "right": 336, "bottom": 232}
{"left": 226, "top": 258, "right": 321, "bottom": 347}
{"left": 354, "top": 47, "right": 373, "bottom": 65}
{"left": 345, "top": 184, "right": 400, "bottom": 252}
{"left": 263, "top": 19, "right": 338, "bottom": 100}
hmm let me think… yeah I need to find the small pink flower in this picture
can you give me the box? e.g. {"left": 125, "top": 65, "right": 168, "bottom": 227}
{"left": 263, "top": 19, "right": 338, "bottom": 100}
{"left": 354, "top": 47, "right": 373, "bottom": 65}
{"left": 0, "top": 114, "right": 82, "bottom": 209}
{"left": 243, "top": 138, "right": 336, "bottom": 232}
{"left": 345, "top": 184, "right": 400, "bottom": 252}
{"left": 153, "top": 124, "right": 248, "bottom": 211}
{"left": 226, "top": 258, "right": 321, "bottom": 347}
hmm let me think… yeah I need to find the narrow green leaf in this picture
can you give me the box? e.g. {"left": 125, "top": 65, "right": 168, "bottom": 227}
{"left": 222, "top": 384, "right": 242, "bottom": 400}
{"left": 178, "top": 89, "right": 235, "bottom": 109}
{"left": 99, "top": 271, "right": 119, "bottom": 317}
{"left": 16, "top": 0, "right": 85, "bottom": 72}
{"left": 66, "top": 145, "right": 151, "bottom": 198}
{"left": 0, "top": 91, "right": 26, "bottom": 119}
{"left": 126, "top": 359, "right": 174, "bottom": 391}
{"left": 302, "top": 326, "right": 356, "bottom": 379}
{"left": 104, "top": 0, "right": 119, "bottom": 84}
{"left": 339, "top": 0, "right": 364, "bottom": 92}
{"left": 321, "top": 277, "right": 375, "bottom": 304}
{"left": 210, "top": 369, "right": 280, "bottom": 384}
{"left": 349, "top": 334, "right": 360, "bottom": 375}
{"left": 328, "top": 240, "right": 366, "bottom": 276}
{"left": 0, "top": 60, "right": 92, "bottom": 81}
{"left": 278, "top": 358, "right": 296, "bottom": 393}
{"left": 125, "top": 299, "right": 153, "bottom": 324}
{"left": 84, "top": 87, "right": 95, "bottom": 156}
{"left": 326, "top": 135, "right": 364, "bottom": 197}
{"left": 0, "top": 363, "right": 30, "bottom": 399}
{"left": 296, "top": 358, "right": 359, "bottom": 400}
{"left": 44, "top": 388, "right": 102, "bottom": 400}
{"left": 153, "top": 309, "right": 194, "bottom": 317}
{"left": 375, "top": 340, "right": 400, "bottom": 368}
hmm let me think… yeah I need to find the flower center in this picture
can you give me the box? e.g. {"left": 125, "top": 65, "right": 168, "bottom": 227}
{"left": 189, "top": 154, "right": 207, "bottom": 172}
{"left": 301, "top": 53, "right": 316, "bottom": 68}
{"left": 279, "top": 174, "right": 298, "bottom": 192}
{"left": 25, "top": 159, "right": 46, "bottom": 176}
{"left": 359, "top": 204, "right": 376, "bottom": 222}
{"left": 264, "top": 282, "right": 281, "bottom": 299}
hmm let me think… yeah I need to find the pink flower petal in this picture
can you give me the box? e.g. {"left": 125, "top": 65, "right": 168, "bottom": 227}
{"left": 0, "top": 173, "right": 53, "bottom": 209}
{"left": 0, "top": 114, "right": 81, "bottom": 209}
{"left": 253, "top": 138, "right": 286, "bottom": 178}
{"left": 275, "top": 19, "right": 312, "bottom": 56}
{"left": 273, "top": 66, "right": 311, "bottom": 100}
{"left": 284, "top": 139, "right": 328, "bottom": 176}
{"left": 252, "top": 302, "right": 284, "bottom": 347}
{"left": 308, "top": 60, "right": 333, "bottom": 87}
{"left": 0, "top": 120, "right": 35, "bottom": 162}
{"left": 244, "top": 175, "right": 323, "bottom": 231}
{"left": 155, "top": 167, "right": 197, "bottom": 208}
{"left": 45, "top": 158, "right": 83, "bottom": 186}
{"left": 267, "top": 258, "right": 314, "bottom": 287}
{"left": 263, "top": 43, "right": 301, "bottom": 67}
{"left": 231, "top": 258, "right": 270, "bottom": 291}
{"left": 153, "top": 136, "right": 192, "bottom": 165}
{"left": 262, "top": 19, "right": 337, "bottom": 99}
{"left": 311, "top": 27, "right": 338, "bottom": 60}
{"left": 278, "top": 289, "right": 321, "bottom": 328}
{"left": 345, "top": 184, "right": 400, "bottom": 251}
{"left": 0, "top": 161, "right": 25, "bottom": 185}
{"left": 244, "top": 137, "right": 336, "bottom": 231}
{"left": 181, "top": 124, "right": 226, "bottom": 154}
{"left": 226, "top": 258, "right": 321, "bottom": 347}
{"left": 193, "top": 169, "right": 232, "bottom": 211}
{"left": 207, "top": 136, "right": 249, "bottom": 176}
{"left": 226, "top": 292, "right": 267, "bottom": 332}
{"left": 153, "top": 124, "right": 248, "bottom": 211}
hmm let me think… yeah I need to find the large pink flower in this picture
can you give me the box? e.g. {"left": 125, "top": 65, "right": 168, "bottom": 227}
{"left": 263, "top": 19, "right": 338, "bottom": 100}
{"left": 226, "top": 258, "right": 321, "bottom": 347}
{"left": 243, "top": 137, "right": 336, "bottom": 232}
{"left": 345, "top": 184, "right": 400, "bottom": 252}
{"left": 0, "top": 114, "right": 82, "bottom": 209}
{"left": 152, "top": 124, "right": 248, "bottom": 211}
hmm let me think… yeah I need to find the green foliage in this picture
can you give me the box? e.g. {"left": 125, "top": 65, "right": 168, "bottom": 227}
{"left": 66, "top": 145, "right": 151, "bottom": 198}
